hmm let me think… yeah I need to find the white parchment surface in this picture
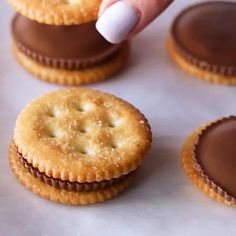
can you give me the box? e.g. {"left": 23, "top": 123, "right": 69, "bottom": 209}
{"left": 1, "top": 0, "right": 236, "bottom": 235}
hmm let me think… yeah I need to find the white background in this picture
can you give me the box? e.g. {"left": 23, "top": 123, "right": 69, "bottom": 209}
{"left": 1, "top": 0, "right": 236, "bottom": 235}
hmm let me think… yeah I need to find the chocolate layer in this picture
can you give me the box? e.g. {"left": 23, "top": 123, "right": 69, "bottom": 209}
{"left": 171, "top": 2, "right": 236, "bottom": 76}
{"left": 16, "top": 148, "right": 133, "bottom": 192}
{"left": 12, "top": 14, "right": 121, "bottom": 70}
{"left": 194, "top": 116, "right": 236, "bottom": 201}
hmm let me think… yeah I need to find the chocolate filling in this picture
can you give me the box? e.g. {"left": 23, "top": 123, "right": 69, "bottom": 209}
{"left": 12, "top": 14, "right": 121, "bottom": 70}
{"left": 16, "top": 146, "right": 133, "bottom": 192}
{"left": 194, "top": 116, "right": 236, "bottom": 202}
{"left": 171, "top": 2, "right": 236, "bottom": 76}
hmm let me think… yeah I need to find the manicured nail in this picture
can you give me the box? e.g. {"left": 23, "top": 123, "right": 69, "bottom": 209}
{"left": 96, "top": 1, "right": 139, "bottom": 44}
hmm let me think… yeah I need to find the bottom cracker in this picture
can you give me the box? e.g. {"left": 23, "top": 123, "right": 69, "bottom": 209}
{"left": 167, "top": 37, "right": 236, "bottom": 86}
{"left": 181, "top": 125, "right": 235, "bottom": 207}
{"left": 12, "top": 41, "right": 129, "bottom": 86}
{"left": 9, "top": 143, "right": 133, "bottom": 205}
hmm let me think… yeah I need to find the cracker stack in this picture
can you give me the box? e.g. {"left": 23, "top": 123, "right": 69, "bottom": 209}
{"left": 8, "top": 0, "right": 129, "bottom": 85}
{"left": 9, "top": 88, "right": 152, "bottom": 205}
{"left": 168, "top": 2, "right": 236, "bottom": 85}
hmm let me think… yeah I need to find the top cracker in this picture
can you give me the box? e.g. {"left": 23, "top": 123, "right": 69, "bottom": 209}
{"left": 7, "top": 0, "right": 102, "bottom": 25}
{"left": 14, "top": 88, "right": 152, "bottom": 183}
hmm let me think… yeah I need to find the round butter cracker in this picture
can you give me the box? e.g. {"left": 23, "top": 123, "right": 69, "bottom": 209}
{"left": 13, "top": 88, "right": 152, "bottom": 183}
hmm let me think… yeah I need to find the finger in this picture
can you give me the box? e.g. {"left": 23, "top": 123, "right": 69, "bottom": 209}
{"left": 96, "top": 0, "right": 173, "bottom": 44}
{"left": 128, "top": 0, "right": 174, "bottom": 36}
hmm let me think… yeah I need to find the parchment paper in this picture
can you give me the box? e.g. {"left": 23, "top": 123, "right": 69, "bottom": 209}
{"left": 1, "top": 0, "right": 236, "bottom": 235}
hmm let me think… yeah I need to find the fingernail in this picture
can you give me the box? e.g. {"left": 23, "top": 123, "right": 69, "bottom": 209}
{"left": 96, "top": 1, "right": 139, "bottom": 44}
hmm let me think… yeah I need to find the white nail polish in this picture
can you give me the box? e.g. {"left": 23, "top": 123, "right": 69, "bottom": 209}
{"left": 96, "top": 1, "right": 139, "bottom": 44}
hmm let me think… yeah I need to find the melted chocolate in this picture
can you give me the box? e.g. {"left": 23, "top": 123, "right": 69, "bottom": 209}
{"left": 195, "top": 116, "right": 236, "bottom": 199}
{"left": 16, "top": 148, "right": 133, "bottom": 192}
{"left": 12, "top": 14, "right": 121, "bottom": 70}
{"left": 172, "top": 2, "right": 236, "bottom": 75}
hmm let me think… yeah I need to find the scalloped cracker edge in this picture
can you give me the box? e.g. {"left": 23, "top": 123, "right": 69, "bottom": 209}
{"left": 7, "top": 0, "right": 102, "bottom": 25}
{"left": 181, "top": 124, "right": 236, "bottom": 207}
{"left": 9, "top": 142, "right": 133, "bottom": 205}
{"left": 13, "top": 41, "right": 129, "bottom": 86}
{"left": 167, "top": 37, "right": 236, "bottom": 86}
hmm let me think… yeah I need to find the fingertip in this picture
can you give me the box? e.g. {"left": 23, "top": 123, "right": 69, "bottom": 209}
{"left": 96, "top": 1, "right": 140, "bottom": 44}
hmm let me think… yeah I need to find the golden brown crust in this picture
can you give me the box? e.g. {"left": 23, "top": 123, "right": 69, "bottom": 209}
{"left": 13, "top": 42, "right": 129, "bottom": 85}
{"left": 12, "top": 41, "right": 129, "bottom": 86}
{"left": 7, "top": 0, "right": 102, "bottom": 25}
{"left": 9, "top": 143, "right": 133, "bottom": 205}
{"left": 181, "top": 123, "right": 235, "bottom": 207}
{"left": 167, "top": 36, "right": 236, "bottom": 86}
{"left": 13, "top": 88, "right": 152, "bottom": 183}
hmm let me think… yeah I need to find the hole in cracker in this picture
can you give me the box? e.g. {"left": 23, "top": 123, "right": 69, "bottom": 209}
{"left": 108, "top": 117, "right": 116, "bottom": 127}
{"left": 111, "top": 141, "right": 118, "bottom": 149}
{"left": 108, "top": 117, "right": 120, "bottom": 128}
{"left": 109, "top": 121, "right": 116, "bottom": 128}
{"left": 48, "top": 110, "right": 56, "bottom": 118}
{"left": 49, "top": 113, "right": 55, "bottom": 118}
{"left": 48, "top": 132, "right": 57, "bottom": 138}
{"left": 76, "top": 145, "right": 95, "bottom": 156}
{"left": 48, "top": 108, "right": 66, "bottom": 118}
{"left": 77, "top": 106, "right": 85, "bottom": 112}
{"left": 107, "top": 114, "right": 122, "bottom": 128}
{"left": 79, "top": 127, "right": 87, "bottom": 133}
{"left": 47, "top": 129, "right": 63, "bottom": 140}
{"left": 76, "top": 103, "right": 92, "bottom": 113}
{"left": 49, "top": 132, "right": 56, "bottom": 138}
{"left": 80, "top": 148, "right": 88, "bottom": 155}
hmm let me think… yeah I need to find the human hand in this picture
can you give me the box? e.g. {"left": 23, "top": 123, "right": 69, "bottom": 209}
{"left": 96, "top": 0, "right": 173, "bottom": 44}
